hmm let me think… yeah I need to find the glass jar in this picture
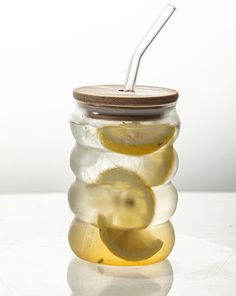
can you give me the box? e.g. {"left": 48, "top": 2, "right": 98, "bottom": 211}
{"left": 68, "top": 85, "right": 180, "bottom": 266}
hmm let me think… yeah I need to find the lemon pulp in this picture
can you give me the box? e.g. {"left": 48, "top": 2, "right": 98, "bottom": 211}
{"left": 94, "top": 168, "right": 155, "bottom": 229}
{"left": 138, "top": 147, "right": 176, "bottom": 186}
{"left": 98, "top": 215, "right": 163, "bottom": 261}
{"left": 98, "top": 123, "right": 176, "bottom": 156}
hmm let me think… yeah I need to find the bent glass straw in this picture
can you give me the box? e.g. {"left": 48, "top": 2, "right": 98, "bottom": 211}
{"left": 123, "top": 4, "right": 176, "bottom": 92}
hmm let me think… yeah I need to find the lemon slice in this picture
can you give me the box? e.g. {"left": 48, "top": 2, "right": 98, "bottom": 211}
{"left": 98, "top": 123, "right": 176, "bottom": 156}
{"left": 95, "top": 168, "right": 155, "bottom": 229}
{"left": 98, "top": 216, "right": 163, "bottom": 261}
{"left": 138, "top": 147, "right": 177, "bottom": 186}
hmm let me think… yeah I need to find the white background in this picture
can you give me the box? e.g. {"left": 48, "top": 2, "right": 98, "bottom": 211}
{"left": 0, "top": 0, "right": 235, "bottom": 192}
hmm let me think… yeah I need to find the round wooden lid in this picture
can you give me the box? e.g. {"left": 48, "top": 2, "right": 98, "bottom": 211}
{"left": 73, "top": 85, "right": 178, "bottom": 107}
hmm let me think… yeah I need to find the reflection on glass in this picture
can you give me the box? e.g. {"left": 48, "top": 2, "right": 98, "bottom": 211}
{"left": 67, "top": 257, "right": 173, "bottom": 296}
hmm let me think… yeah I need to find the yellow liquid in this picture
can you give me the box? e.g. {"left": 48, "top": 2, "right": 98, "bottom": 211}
{"left": 69, "top": 218, "right": 175, "bottom": 266}
{"left": 69, "top": 121, "right": 179, "bottom": 266}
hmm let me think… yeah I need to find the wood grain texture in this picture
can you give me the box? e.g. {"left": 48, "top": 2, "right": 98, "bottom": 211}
{"left": 73, "top": 85, "right": 178, "bottom": 107}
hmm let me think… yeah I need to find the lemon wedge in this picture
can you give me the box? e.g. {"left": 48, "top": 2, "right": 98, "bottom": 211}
{"left": 98, "top": 216, "right": 163, "bottom": 261}
{"left": 95, "top": 168, "right": 155, "bottom": 230}
{"left": 98, "top": 123, "right": 176, "bottom": 156}
{"left": 69, "top": 218, "right": 175, "bottom": 265}
{"left": 138, "top": 147, "right": 177, "bottom": 186}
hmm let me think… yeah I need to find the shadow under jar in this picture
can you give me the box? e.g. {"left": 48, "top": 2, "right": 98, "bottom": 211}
{"left": 68, "top": 85, "right": 180, "bottom": 266}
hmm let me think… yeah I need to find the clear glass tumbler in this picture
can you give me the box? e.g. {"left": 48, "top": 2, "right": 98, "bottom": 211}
{"left": 68, "top": 84, "right": 180, "bottom": 266}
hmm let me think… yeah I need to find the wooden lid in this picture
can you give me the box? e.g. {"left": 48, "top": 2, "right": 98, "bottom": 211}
{"left": 73, "top": 85, "right": 178, "bottom": 108}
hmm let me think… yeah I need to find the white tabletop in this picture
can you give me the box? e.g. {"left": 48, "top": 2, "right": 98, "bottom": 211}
{"left": 0, "top": 193, "right": 235, "bottom": 296}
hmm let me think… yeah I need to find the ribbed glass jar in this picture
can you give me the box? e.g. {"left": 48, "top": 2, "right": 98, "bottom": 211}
{"left": 68, "top": 85, "right": 180, "bottom": 266}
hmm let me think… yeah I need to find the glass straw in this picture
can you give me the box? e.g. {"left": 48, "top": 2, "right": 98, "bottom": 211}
{"left": 123, "top": 4, "right": 176, "bottom": 92}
